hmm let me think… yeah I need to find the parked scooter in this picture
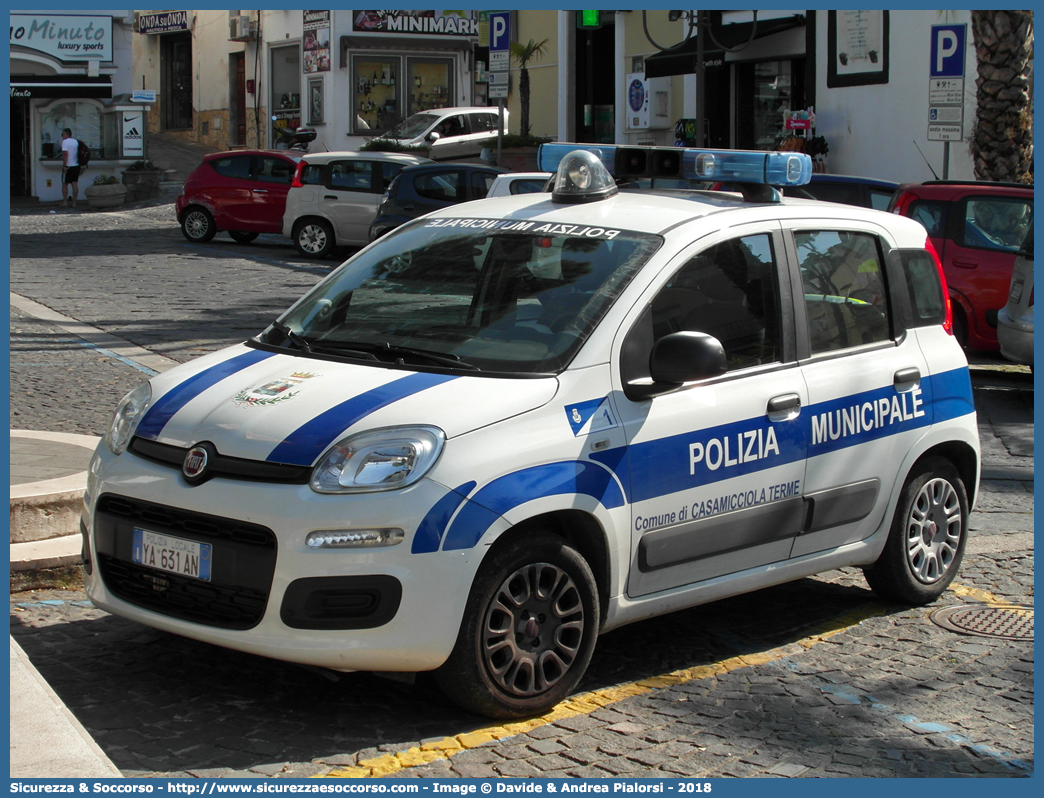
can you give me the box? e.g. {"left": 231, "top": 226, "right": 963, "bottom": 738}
{"left": 273, "top": 125, "right": 317, "bottom": 152}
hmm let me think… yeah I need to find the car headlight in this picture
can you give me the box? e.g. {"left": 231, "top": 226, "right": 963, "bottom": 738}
{"left": 104, "top": 381, "right": 152, "bottom": 455}
{"left": 310, "top": 426, "right": 445, "bottom": 494}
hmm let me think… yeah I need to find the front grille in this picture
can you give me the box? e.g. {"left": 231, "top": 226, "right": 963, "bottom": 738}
{"left": 129, "top": 437, "right": 312, "bottom": 484}
{"left": 94, "top": 493, "right": 277, "bottom": 630}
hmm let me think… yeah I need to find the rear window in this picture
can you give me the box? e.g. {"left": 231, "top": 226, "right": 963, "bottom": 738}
{"left": 298, "top": 164, "right": 323, "bottom": 186}
{"left": 907, "top": 200, "right": 947, "bottom": 238}
{"left": 210, "top": 156, "right": 252, "bottom": 180}
{"left": 415, "top": 171, "right": 462, "bottom": 201}
{"left": 893, "top": 249, "right": 947, "bottom": 328}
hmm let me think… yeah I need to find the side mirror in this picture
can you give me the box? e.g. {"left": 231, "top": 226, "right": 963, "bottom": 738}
{"left": 650, "top": 331, "right": 728, "bottom": 384}
{"left": 426, "top": 131, "right": 441, "bottom": 142}
{"left": 625, "top": 331, "right": 727, "bottom": 400}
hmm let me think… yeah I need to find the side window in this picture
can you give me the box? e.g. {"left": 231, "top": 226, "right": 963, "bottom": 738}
{"left": 254, "top": 156, "right": 295, "bottom": 184}
{"left": 414, "top": 171, "right": 462, "bottom": 201}
{"left": 210, "top": 156, "right": 252, "bottom": 180}
{"left": 381, "top": 163, "right": 405, "bottom": 190}
{"left": 908, "top": 200, "right": 947, "bottom": 237}
{"left": 649, "top": 233, "right": 782, "bottom": 370}
{"left": 470, "top": 112, "right": 497, "bottom": 133}
{"left": 434, "top": 114, "right": 466, "bottom": 138}
{"left": 328, "top": 160, "right": 374, "bottom": 192}
{"left": 960, "top": 197, "right": 1033, "bottom": 252}
{"left": 298, "top": 163, "right": 323, "bottom": 186}
{"left": 797, "top": 230, "right": 891, "bottom": 354}
{"left": 470, "top": 170, "right": 497, "bottom": 199}
{"left": 510, "top": 178, "right": 549, "bottom": 195}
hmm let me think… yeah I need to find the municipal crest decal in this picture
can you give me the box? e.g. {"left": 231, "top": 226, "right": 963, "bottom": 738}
{"left": 233, "top": 372, "right": 319, "bottom": 407}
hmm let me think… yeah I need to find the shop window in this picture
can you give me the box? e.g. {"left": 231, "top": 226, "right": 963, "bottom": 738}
{"left": 39, "top": 102, "right": 101, "bottom": 159}
{"left": 408, "top": 58, "right": 454, "bottom": 114}
{"left": 271, "top": 45, "right": 301, "bottom": 145}
{"left": 353, "top": 56, "right": 401, "bottom": 135}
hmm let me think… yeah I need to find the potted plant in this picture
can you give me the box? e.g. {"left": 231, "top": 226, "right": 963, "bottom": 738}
{"left": 805, "top": 135, "right": 829, "bottom": 173}
{"left": 84, "top": 175, "right": 128, "bottom": 209}
{"left": 477, "top": 133, "right": 552, "bottom": 170}
{"left": 121, "top": 159, "right": 163, "bottom": 202}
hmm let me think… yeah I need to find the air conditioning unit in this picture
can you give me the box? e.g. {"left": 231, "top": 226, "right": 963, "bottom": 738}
{"left": 229, "top": 14, "right": 256, "bottom": 42}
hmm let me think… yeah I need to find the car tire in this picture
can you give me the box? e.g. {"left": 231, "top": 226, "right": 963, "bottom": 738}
{"left": 434, "top": 532, "right": 599, "bottom": 719}
{"left": 293, "top": 219, "right": 335, "bottom": 259}
{"left": 180, "top": 207, "right": 217, "bottom": 243}
{"left": 229, "top": 231, "right": 259, "bottom": 244}
{"left": 863, "top": 457, "right": 969, "bottom": 605}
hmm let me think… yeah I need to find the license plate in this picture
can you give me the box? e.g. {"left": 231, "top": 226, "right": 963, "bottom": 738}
{"left": 132, "top": 527, "right": 212, "bottom": 581}
{"left": 1009, "top": 279, "right": 1024, "bottom": 303}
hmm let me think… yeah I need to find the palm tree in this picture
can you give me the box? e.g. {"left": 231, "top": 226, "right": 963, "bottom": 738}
{"left": 970, "top": 11, "right": 1034, "bottom": 183}
{"left": 510, "top": 38, "right": 549, "bottom": 137}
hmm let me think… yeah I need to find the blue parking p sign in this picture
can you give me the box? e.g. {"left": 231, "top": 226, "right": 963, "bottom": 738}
{"left": 930, "top": 24, "right": 966, "bottom": 78}
{"left": 489, "top": 11, "right": 510, "bottom": 52}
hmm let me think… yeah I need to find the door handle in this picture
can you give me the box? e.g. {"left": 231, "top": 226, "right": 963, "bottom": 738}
{"left": 402, "top": 204, "right": 414, "bottom": 211}
{"left": 952, "top": 259, "right": 978, "bottom": 269}
{"left": 323, "top": 195, "right": 337, "bottom": 200}
{"left": 894, "top": 367, "right": 921, "bottom": 388}
{"left": 254, "top": 189, "right": 269, "bottom": 194}
{"left": 767, "top": 393, "right": 801, "bottom": 414}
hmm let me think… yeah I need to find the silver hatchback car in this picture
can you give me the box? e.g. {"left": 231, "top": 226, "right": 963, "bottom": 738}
{"left": 282, "top": 151, "right": 430, "bottom": 258}
{"left": 997, "top": 229, "right": 1034, "bottom": 367}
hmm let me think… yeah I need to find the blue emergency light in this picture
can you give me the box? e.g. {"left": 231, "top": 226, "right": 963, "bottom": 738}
{"left": 538, "top": 143, "right": 813, "bottom": 203}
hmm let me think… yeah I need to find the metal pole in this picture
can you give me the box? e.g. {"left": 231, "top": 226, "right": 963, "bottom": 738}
{"left": 943, "top": 141, "right": 950, "bottom": 179}
{"left": 695, "top": 11, "right": 705, "bottom": 148}
{"left": 497, "top": 98, "right": 504, "bottom": 166}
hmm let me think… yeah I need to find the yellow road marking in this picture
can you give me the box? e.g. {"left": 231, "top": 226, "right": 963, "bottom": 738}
{"left": 323, "top": 594, "right": 907, "bottom": 778}
{"left": 324, "top": 580, "right": 1021, "bottom": 778}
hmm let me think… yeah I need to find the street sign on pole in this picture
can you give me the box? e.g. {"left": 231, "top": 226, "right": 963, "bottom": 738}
{"left": 488, "top": 11, "right": 510, "bottom": 162}
{"left": 928, "top": 24, "right": 967, "bottom": 175}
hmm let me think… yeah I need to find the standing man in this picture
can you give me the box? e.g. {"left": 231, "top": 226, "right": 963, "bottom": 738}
{"left": 60, "top": 128, "right": 81, "bottom": 208}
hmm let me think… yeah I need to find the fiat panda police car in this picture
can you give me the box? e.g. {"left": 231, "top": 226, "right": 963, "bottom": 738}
{"left": 85, "top": 144, "right": 979, "bottom": 719}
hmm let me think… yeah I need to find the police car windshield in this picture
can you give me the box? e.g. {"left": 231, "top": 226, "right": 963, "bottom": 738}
{"left": 276, "top": 218, "right": 662, "bottom": 375}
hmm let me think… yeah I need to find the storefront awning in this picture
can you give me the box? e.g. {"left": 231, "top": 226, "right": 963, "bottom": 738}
{"left": 340, "top": 34, "right": 474, "bottom": 70}
{"left": 644, "top": 15, "right": 805, "bottom": 78}
{"left": 10, "top": 74, "right": 113, "bottom": 99}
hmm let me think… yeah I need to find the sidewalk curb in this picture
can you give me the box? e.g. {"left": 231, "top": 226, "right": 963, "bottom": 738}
{"left": 10, "top": 636, "right": 123, "bottom": 778}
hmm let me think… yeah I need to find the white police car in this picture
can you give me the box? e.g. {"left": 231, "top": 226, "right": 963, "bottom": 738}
{"left": 84, "top": 144, "right": 979, "bottom": 719}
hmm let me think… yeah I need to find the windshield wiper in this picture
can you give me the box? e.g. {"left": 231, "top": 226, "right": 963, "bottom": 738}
{"left": 271, "top": 321, "right": 312, "bottom": 353}
{"left": 373, "top": 342, "right": 481, "bottom": 371}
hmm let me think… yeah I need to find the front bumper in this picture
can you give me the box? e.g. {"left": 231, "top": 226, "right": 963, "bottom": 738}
{"left": 84, "top": 447, "right": 482, "bottom": 672}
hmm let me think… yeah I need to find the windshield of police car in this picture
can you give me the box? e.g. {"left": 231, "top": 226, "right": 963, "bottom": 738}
{"left": 273, "top": 218, "right": 662, "bottom": 374}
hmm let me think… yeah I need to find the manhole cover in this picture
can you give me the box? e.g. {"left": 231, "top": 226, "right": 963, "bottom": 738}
{"left": 930, "top": 604, "right": 1033, "bottom": 641}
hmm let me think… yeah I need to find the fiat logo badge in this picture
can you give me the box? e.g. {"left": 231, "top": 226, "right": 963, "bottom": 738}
{"left": 183, "top": 446, "right": 209, "bottom": 479}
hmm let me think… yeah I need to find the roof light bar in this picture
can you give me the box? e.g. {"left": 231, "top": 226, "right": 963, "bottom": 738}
{"left": 538, "top": 143, "right": 813, "bottom": 191}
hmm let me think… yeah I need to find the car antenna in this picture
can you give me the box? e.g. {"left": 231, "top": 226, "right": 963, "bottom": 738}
{"left": 912, "top": 139, "right": 940, "bottom": 180}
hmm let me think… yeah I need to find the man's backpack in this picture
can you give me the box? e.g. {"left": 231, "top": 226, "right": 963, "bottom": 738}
{"left": 77, "top": 140, "right": 91, "bottom": 167}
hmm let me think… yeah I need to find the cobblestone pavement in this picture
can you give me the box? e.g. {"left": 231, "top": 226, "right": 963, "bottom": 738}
{"left": 9, "top": 202, "right": 1034, "bottom": 778}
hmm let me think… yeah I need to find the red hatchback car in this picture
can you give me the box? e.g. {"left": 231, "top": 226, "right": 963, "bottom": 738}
{"left": 889, "top": 180, "right": 1033, "bottom": 351}
{"left": 176, "top": 150, "right": 302, "bottom": 244}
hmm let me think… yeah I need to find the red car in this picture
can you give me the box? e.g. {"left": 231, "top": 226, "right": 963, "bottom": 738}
{"left": 889, "top": 180, "right": 1033, "bottom": 351}
{"left": 176, "top": 150, "right": 302, "bottom": 244}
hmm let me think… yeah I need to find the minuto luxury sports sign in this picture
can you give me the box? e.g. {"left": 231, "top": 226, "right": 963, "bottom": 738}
{"left": 10, "top": 14, "right": 113, "bottom": 61}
